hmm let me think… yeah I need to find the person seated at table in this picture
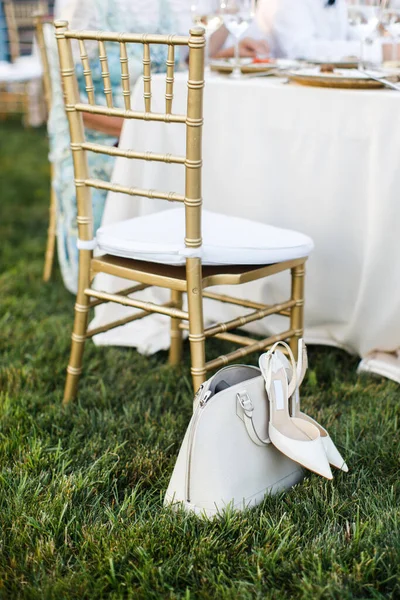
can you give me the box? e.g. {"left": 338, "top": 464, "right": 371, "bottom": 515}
{"left": 256, "top": 0, "right": 391, "bottom": 63}
{"left": 61, "top": 0, "right": 269, "bottom": 136}
{"left": 50, "top": 0, "right": 269, "bottom": 293}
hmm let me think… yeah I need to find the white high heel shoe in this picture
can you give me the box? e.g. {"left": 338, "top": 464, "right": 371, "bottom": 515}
{"left": 290, "top": 339, "right": 348, "bottom": 473}
{"left": 259, "top": 343, "right": 333, "bottom": 480}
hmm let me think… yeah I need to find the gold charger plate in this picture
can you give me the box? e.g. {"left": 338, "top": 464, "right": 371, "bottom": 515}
{"left": 287, "top": 72, "right": 384, "bottom": 89}
{"left": 307, "top": 59, "right": 359, "bottom": 69}
{"left": 210, "top": 59, "right": 277, "bottom": 74}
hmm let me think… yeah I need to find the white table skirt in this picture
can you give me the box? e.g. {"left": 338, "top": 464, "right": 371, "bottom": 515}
{"left": 90, "top": 72, "right": 400, "bottom": 383}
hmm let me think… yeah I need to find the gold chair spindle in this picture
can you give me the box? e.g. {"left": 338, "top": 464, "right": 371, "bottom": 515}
{"left": 98, "top": 40, "right": 113, "bottom": 108}
{"left": 34, "top": 15, "right": 52, "bottom": 113}
{"left": 143, "top": 41, "right": 151, "bottom": 112}
{"left": 3, "top": 0, "right": 20, "bottom": 62}
{"left": 34, "top": 14, "right": 57, "bottom": 281}
{"left": 165, "top": 43, "right": 175, "bottom": 114}
{"left": 56, "top": 20, "right": 94, "bottom": 402}
{"left": 78, "top": 39, "right": 95, "bottom": 105}
{"left": 119, "top": 41, "right": 131, "bottom": 110}
{"left": 185, "top": 28, "right": 206, "bottom": 390}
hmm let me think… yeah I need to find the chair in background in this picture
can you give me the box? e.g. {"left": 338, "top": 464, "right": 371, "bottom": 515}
{"left": 0, "top": 0, "right": 48, "bottom": 125}
{"left": 55, "top": 20, "right": 313, "bottom": 404}
{"left": 34, "top": 12, "right": 56, "bottom": 282}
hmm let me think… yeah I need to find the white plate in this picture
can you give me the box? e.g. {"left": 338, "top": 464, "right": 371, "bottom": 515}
{"left": 210, "top": 57, "right": 253, "bottom": 68}
{"left": 210, "top": 58, "right": 300, "bottom": 74}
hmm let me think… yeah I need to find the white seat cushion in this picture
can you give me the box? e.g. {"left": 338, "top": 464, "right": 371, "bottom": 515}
{"left": 96, "top": 208, "right": 314, "bottom": 266}
{"left": 0, "top": 61, "right": 14, "bottom": 78}
{"left": 0, "top": 56, "right": 42, "bottom": 83}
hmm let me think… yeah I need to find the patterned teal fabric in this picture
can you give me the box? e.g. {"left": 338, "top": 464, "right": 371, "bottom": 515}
{"left": 0, "top": 1, "right": 9, "bottom": 62}
{"left": 47, "top": 0, "right": 181, "bottom": 293}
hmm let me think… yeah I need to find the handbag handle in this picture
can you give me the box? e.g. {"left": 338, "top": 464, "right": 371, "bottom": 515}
{"left": 237, "top": 391, "right": 270, "bottom": 446}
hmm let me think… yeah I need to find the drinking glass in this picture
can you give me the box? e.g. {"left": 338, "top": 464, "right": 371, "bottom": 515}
{"left": 190, "top": 0, "right": 223, "bottom": 63}
{"left": 347, "top": 0, "right": 382, "bottom": 67}
{"left": 381, "top": 2, "right": 400, "bottom": 62}
{"left": 219, "top": 0, "right": 255, "bottom": 78}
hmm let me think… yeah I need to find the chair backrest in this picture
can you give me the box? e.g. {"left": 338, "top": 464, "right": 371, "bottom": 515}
{"left": 4, "top": 0, "right": 48, "bottom": 61}
{"left": 34, "top": 14, "right": 52, "bottom": 112}
{"left": 55, "top": 21, "right": 205, "bottom": 256}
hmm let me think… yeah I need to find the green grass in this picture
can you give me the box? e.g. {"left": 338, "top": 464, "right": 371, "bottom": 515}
{"left": 0, "top": 119, "right": 399, "bottom": 600}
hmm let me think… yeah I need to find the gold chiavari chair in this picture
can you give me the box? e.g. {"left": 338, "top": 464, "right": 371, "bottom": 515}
{"left": 4, "top": 0, "right": 48, "bottom": 61}
{"left": 34, "top": 13, "right": 56, "bottom": 282}
{"left": 33, "top": 13, "right": 51, "bottom": 111}
{"left": 1, "top": 0, "right": 48, "bottom": 124}
{"left": 3, "top": 0, "right": 20, "bottom": 63}
{"left": 55, "top": 20, "right": 313, "bottom": 404}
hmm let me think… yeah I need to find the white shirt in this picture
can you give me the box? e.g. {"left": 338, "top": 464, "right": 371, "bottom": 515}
{"left": 53, "top": 0, "right": 72, "bottom": 18}
{"left": 256, "top": 0, "right": 382, "bottom": 62}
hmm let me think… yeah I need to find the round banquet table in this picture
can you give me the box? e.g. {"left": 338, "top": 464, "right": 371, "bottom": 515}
{"left": 89, "top": 71, "right": 400, "bottom": 383}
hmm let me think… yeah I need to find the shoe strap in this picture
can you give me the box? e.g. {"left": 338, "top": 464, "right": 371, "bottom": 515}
{"left": 296, "top": 338, "right": 308, "bottom": 389}
{"left": 265, "top": 341, "right": 297, "bottom": 398}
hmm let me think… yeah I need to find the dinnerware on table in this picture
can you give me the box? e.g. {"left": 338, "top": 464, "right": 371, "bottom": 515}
{"left": 219, "top": 0, "right": 255, "bottom": 78}
{"left": 190, "top": 0, "right": 222, "bottom": 62}
{"left": 55, "top": 22, "right": 313, "bottom": 404}
{"left": 380, "top": 4, "right": 400, "bottom": 62}
{"left": 259, "top": 342, "right": 333, "bottom": 480}
{"left": 287, "top": 66, "right": 388, "bottom": 88}
{"left": 306, "top": 58, "right": 360, "bottom": 69}
{"left": 164, "top": 363, "right": 305, "bottom": 517}
{"left": 357, "top": 68, "right": 400, "bottom": 89}
{"left": 210, "top": 57, "right": 296, "bottom": 75}
{"left": 210, "top": 56, "right": 274, "bottom": 74}
{"left": 346, "top": 0, "right": 383, "bottom": 67}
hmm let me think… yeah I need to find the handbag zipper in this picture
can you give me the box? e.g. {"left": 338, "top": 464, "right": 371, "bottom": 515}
{"left": 200, "top": 390, "right": 212, "bottom": 407}
{"left": 186, "top": 389, "right": 212, "bottom": 503}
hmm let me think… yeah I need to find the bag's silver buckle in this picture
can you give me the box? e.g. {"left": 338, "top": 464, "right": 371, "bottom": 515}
{"left": 194, "top": 384, "right": 213, "bottom": 411}
{"left": 194, "top": 384, "right": 204, "bottom": 398}
{"left": 237, "top": 391, "right": 253, "bottom": 416}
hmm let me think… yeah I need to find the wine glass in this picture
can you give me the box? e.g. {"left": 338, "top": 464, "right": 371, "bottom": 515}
{"left": 190, "top": 0, "right": 223, "bottom": 63}
{"left": 219, "top": 0, "right": 255, "bottom": 78}
{"left": 381, "top": 2, "right": 400, "bottom": 63}
{"left": 347, "top": 0, "right": 382, "bottom": 67}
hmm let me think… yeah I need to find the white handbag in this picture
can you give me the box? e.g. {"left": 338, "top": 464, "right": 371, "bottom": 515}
{"left": 164, "top": 364, "right": 304, "bottom": 518}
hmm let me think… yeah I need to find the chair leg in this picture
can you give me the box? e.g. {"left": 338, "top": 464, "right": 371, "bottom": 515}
{"left": 289, "top": 262, "right": 306, "bottom": 361}
{"left": 169, "top": 289, "right": 183, "bottom": 366}
{"left": 186, "top": 259, "right": 206, "bottom": 392}
{"left": 23, "top": 85, "right": 30, "bottom": 128}
{"left": 43, "top": 179, "right": 57, "bottom": 282}
{"left": 63, "top": 251, "right": 92, "bottom": 404}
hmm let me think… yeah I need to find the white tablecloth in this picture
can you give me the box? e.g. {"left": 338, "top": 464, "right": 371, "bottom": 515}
{"left": 90, "top": 72, "right": 400, "bottom": 383}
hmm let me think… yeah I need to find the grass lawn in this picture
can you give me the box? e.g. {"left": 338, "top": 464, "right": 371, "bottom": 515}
{"left": 0, "top": 119, "right": 399, "bottom": 600}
